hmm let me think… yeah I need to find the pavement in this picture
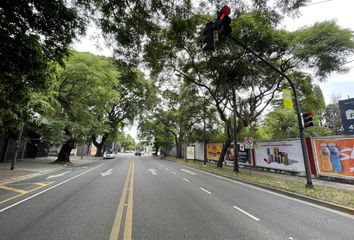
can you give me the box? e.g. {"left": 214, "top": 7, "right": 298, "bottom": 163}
{"left": 216, "top": 161, "right": 354, "bottom": 192}
{"left": 0, "top": 153, "right": 353, "bottom": 240}
{"left": 0, "top": 156, "right": 99, "bottom": 185}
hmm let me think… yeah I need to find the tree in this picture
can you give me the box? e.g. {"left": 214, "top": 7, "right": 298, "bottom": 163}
{"left": 139, "top": 114, "right": 175, "bottom": 156}
{"left": 0, "top": 0, "right": 85, "bottom": 132}
{"left": 143, "top": 5, "right": 354, "bottom": 168}
{"left": 324, "top": 95, "right": 343, "bottom": 135}
{"left": 35, "top": 52, "right": 119, "bottom": 162}
{"left": 91, "top": 62, "right": 158, "bottom": 157}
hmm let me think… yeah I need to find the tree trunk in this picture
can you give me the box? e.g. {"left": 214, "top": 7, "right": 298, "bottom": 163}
{"left": 176, "top": 141, "right": 183, "bottom": 159}
{"left": 92, "top": 134, "right": 108, "bottom": 157}
{"left": 55, "top": 139, "right": 76, "bottom": 163}
{"left": 217, "top": 137, "right": 232, "bottom": 168}
{"left": 154, "top": 142, "right": 159, "bottom": 155}
{"left": 1, "top": 135, "right": 10, "bottom": 162}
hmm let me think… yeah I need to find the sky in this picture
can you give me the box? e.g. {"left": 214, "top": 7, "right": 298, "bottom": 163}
{"left": 72, "top": 0, "right": 354, "bottom": 139}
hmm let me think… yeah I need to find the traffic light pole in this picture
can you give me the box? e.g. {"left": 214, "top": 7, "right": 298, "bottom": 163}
{"left": 229, "top": 36, "right": 313, "bottom": 188}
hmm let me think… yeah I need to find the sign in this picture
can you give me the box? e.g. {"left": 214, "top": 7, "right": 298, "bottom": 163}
{"left": 207, "top": 143, "right": 223, "bottom": 161}
{"left": 254, "top": 140, "right": 305, "bottom": 172}
{"left": 186, "top": 146, "right": 195, "bottom": 160}
{"left": 339, "top": 98, "right": 354, "bottom": 134}
{"left": 244, "top": 137, "right": 253, "bottom": 149}
{"left": 239, "top": 143, "right": 245, "bottom": 151}
{"left": 313, "top": 137, "right": 354, "bottom": 179}
{"left": 282, "top": 89, "right": 293, "bottom": 110}
{"left": 226, "top": 143, "right": 249, "bottom": 163}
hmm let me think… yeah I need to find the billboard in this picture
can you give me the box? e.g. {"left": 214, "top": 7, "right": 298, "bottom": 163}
{"left": 254, "top": 140, "right": 305, "bottom": 172}
{"left": 312, "top": 137, "right": 354, "bottom": 179}
{"left": 338, "top": 98, "right": 354, "bottom": 134}
{"left": 186, "top": 146, "right": 195, "bottom": 160}
{"left": 207, "top": 143, "right": 223, "bottom": 161}
{"left": 226, "top": 143, "right": 249, "bottom": 163}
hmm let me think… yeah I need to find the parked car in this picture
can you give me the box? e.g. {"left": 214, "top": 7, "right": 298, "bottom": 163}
{"left": 103, "top": 150, "right": 115, "bottom": 159}
{"left": 134, "top": 151, "right": 141, "bottom": 156}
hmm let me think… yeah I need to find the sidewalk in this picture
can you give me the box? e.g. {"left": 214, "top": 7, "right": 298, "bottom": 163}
{"left": 238, "top": 166, "right": 354, "bottom": 191}
{"left": 193, "top": 159, "right": 354, "bottom": 192}
{"left": 0, "top": 156, "right": 100, "bottom": 184}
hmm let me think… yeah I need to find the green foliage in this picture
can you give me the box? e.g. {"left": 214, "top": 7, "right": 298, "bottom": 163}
{"left": 0, "top": 0, "right": 85, "bottom": 131}
{"left": 35, "top": 51, "right": 119, "bottom": 144}
{"left": 291, "top": 21, "right": 354, "bottom": 79}
{"left": 263, "top": 109, "right": 299, "bottom": 139}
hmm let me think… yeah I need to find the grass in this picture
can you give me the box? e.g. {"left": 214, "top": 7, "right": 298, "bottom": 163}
{"left": 161, "top": 156, "right": 354, "bottom": 209}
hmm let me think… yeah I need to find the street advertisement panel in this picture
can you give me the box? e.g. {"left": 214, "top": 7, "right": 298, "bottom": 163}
{"left": 226, "top": 143, "right": 249, "bottom": 163}
{"left": 338, "top": 98, "right": 354, "bottom": 134}
{"left": 282, "top": 89, "right": 293, "bottom": 110}
{"left": 313, "top": 137, "right": 354, "bottom": 179}
{"left": 186, "top": 146, "right": 195, "bottom": 160}
{"left": 207, "top": 143, "right": 223, "bottom": 161}
{"left": 255, "top": 140, "right": 305, "bottom": 172}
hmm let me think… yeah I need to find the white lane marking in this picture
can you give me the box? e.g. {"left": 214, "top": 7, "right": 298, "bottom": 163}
{"left": 167, "top": 161, "right": 354, "bottom": 220}
{"left": 183, "top": 177, "right": 190, "bottom": 182}
{"left": 171, "top": 171, "right": 177, "bottom": 175}
{"left": 200, "top": 187, "right": 212, "bottom": 195}
{"left": 147, "top": 169, "right": 158, "bottom": 175}
{"left": 180, "top": 169, "right": 196, "bottom": 175}
{"left": 46, "top": 171, "right": 71, "bottom": 179}
{"left": 166, "top": 167, "right": 169, "bottom": 170}
{"left": 0, "top": 164, "right": 104, "bottom": 213}
{"left": 233, "top": 205, "right": 260, "bottom": 221}
{"left": 100, "top": 169, "right": 113, "bottom": 176}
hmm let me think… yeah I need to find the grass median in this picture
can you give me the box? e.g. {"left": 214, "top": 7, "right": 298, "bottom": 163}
{"left": 161, "top": 156, "right": 354, "bottom": 209}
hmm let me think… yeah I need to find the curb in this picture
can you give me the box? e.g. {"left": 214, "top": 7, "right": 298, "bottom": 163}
{"left": 0, "top": 167, "right": 64, "bottom": 185}
{"left": 0, "top": 159, "right": 100, "bottom": 185}
{"left": 161, "top": 158, "right": 354, "bottom": 216}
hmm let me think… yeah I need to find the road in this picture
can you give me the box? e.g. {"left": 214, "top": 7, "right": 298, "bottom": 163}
{"left": 0, "top": 154, "right": 353, "bottom": 240}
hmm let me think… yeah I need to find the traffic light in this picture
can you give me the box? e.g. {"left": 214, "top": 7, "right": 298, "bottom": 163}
{"left": 302, "top": 112, "right": 314, "bottom": 128}
{"left": 217, "top": 6, "right": 232, "bottom": 40}
{"left": 201, "top": 22, "right": 215, "bottom": 51}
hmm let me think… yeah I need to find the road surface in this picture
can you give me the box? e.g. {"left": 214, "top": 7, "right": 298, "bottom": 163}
{"left": 0, "top": 154, "right": 353, "bottom": 240}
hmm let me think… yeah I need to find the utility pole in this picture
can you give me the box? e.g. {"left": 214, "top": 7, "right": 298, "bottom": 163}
{"left": 203, "top": 95, "right": 207, "bottom": 165}
{"left": 229, "top": 36, "right": 313, "bottom": 187}
{"left": 232, "top": 89, "right": 239, "bottom": 172}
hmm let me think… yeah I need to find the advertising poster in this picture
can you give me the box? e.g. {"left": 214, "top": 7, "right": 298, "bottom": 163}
{"left": 313, "top": 137, "right": 354, "bottom": 179}
{"left": 89, "top": 144, "right": 97, "bottom": 156}
{"left": 226, "top": 143, "right": 249, "bottom": 163}
{"left": 282, "top": 89, "right": 293, "bottom": 110}
{"left": 186, "top": 146, "right": 195, "bottom": 160}
{"left": 255, "top": 140, "right": 305, "bottom": 172}
{"left": 338, "top": 98, "right": 354, "bottom": 135}
{"left": 207, "top": 143, "right": 223, "bottom": 161}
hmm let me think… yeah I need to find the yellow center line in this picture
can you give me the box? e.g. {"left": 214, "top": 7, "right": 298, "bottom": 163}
{"left": 0, "top": 185, "right": 28, "bottom": 194}
{"left": 123, "top": 160, "right": 134, "bottom": 240}
{"left": 109, "top": 160, "right": 134, "bottom": 240}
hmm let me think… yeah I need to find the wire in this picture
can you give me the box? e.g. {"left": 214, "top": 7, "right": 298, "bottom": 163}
{"left": 305, "top": 0, "right": 334, "bottom": 6}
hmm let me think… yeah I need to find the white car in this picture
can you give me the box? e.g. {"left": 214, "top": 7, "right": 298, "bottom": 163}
{"left": 103, "top": 151, "right": 115, "bottom": 159}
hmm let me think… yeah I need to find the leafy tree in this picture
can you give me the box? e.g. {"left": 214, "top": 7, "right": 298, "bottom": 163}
{"left": 35, "top": 52, "right": 119, "bottom": 162}
{"left": 0, "top": 0, "right": 85, "bottom": 132}
{"left": 91, "top": 62, "right": 157, "bottom": 156}
{"left": 324, "top": 95, "right": 343, "bottom": 135}
{"left": 139, "top": 114, "right": 175, "bottom": 155}
{"left": 143, "top": 5, "right": 354, "bottom": 168}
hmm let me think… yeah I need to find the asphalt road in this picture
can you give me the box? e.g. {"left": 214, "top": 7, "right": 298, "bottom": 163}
{"left": 0, "top": 154, "right": 353, "bottom": 240}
